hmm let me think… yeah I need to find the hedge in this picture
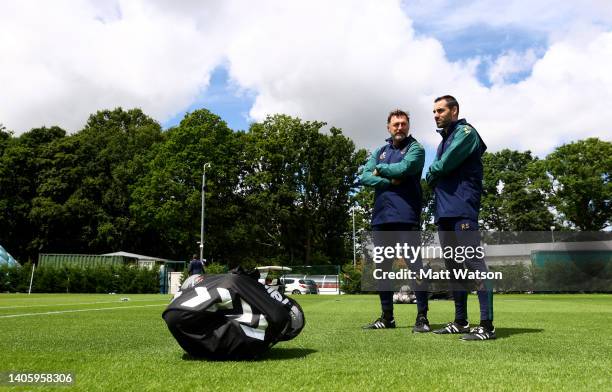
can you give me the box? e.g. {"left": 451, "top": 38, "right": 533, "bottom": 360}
{"left": 0, "top": 263, "right": 159, "bottom": 294}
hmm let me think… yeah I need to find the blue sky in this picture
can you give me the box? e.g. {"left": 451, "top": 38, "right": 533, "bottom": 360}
{"left": 1, "top": 1, "right": 610, "bottom": 157}
{"left": 164, "top": 25, "right": 548, "bottom": 130}
{"left": 161, "top": 10, "right": 555, "bottom": 172}
{"left": 163, "top": 67, "right": 255, "bottom": 132}
{"left": 163, "top": 21, "right": 551, "bottom": 131}
{"left": 424, "top": 24, "right": 548, "bottom": 86}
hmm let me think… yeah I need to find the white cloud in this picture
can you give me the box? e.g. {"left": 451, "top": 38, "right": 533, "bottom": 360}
{"left": 470, "top": 31, "right": 612, "bottom": 154}
{"left": 402, "top": 0, "right": 612, "bottom": 34}
{"left": 0, "top": 0, "right": 226, "bottom": 132}
{"left": 487, "top": 49, "right": 539, "bottom": 85}
{"left": 219, "top": 0, "right": 612, "bottom": 154}
{"left": 0, "top": 0, "right": 611, "bottom": 157}
{"left": 221, "top": 0, "right": 458, "bottom": 149}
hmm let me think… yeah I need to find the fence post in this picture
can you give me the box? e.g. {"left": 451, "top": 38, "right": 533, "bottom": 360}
{"left": 28, "top": 264, "right": 35, "bottom": 294}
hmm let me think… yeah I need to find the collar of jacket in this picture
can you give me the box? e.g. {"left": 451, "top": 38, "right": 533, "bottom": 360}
{"left": 385, "top": 135, "right": 412, "bottom": 149}
{"left": 437, "top": 118, "right": 467, "bottom": 138}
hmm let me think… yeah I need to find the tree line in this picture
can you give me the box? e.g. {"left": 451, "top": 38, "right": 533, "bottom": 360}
{"left": 0, "top": 108, "right": 609, "bottom": 267}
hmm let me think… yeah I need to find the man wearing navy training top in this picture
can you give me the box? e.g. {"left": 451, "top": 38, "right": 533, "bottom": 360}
{"left": 426, "top": 95, "right": 495, "bottom": 340}
{"left": 360, "top": 109, "right": 430, "bottom": 333}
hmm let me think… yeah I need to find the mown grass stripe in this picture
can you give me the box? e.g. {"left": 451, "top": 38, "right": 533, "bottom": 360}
{"left": 0, "top": 303, "right": 166, "bottom": 318}
{"left": 0, "top": 298, "right": 167, "bottom": 310}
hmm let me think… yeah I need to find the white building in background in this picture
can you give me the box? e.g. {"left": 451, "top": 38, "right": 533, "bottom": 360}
{"left": 101, "top": 251, "right": 168, "bottom": 269}
{"left": 476, "top": 240, "right": 612, "bottom": 266}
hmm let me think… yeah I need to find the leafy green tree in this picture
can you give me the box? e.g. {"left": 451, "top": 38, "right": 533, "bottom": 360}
{"left": 348, "top": 185, "right": 374, "bottom": 263}
{"left": 30, "top": 108, "right": 163, "bottom": 256}
{"left": 130, "top": 109, "right": 244, "bottom": 261}
{"left": 543, "top": 138, "right": 611, "bottom": 230}
{"left": 241, "top": 115, "right": 366, "bottom": 265}
{"left": 0, "top": 124, "right": 11, "bottom": 154}
{"left": 481, "top": 149, "right": 555, "bottom": 231}
{"left": 0, "top": 126, "right": 66, "bottom": 261}
{"left": 420, "top": 179, "right": 436, "bottom": 231}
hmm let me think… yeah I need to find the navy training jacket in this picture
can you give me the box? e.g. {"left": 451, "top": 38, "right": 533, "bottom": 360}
{"left": 432, "top": 119, "right": 487, "bottom": 222}
{"left": 363, "top": 136, "right": 423, "bottom": 226}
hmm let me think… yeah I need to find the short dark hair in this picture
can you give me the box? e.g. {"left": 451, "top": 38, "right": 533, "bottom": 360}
{"left": 434, "top": 95, "right": 459, "bottom": 114}
{"left": 387, "top": 109, "right": 410, "bottom": 124}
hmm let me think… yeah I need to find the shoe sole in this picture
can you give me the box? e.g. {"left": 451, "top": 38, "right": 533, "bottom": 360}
{"left": 461, "top": 334, "right": 496, "bottom": 341}
{"left": 433, "top": 324, "right": 470, "bottom": 334}
{"left": 412, "top": 327, "right": 431, "bottom": 333}
{"left": 363, "top": 327, "right": 396, "bottom": 330}
{"left": 433, "top": 330, "right": 468, "bottom": 334}
{"left": 461, "top": 337, "right": 496, "bottom": 341}
{"left": 362, "top": 324, "right": 396, "bottom": 330}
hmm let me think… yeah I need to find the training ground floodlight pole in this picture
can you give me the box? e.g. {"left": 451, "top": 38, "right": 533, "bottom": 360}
{"left": 200, "top": 163, "right": 211, "bottom": 262}
{"left": 550, "top": 226, "right": 556, "bottom": 246}
{"left": 349, "top": 205, "right": 356, "bottom": 267}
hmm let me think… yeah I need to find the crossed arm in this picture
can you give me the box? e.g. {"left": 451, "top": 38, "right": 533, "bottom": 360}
{"left": 360, "top": 142, "right": 425, "bottom": 189}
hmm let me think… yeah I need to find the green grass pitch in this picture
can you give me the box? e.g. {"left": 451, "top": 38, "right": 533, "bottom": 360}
{"left": 1, "top": 293, "right": 610, "bottom": 391}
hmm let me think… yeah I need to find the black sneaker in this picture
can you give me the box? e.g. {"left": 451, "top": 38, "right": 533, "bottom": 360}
{"left": 362, "top": 315, "right": 396, "bottom": 329}
{"left": 461, "top": 326, "right": 496, "bottom": 340}
{"left": 433, "top": 321, "right": 470, "bottom": 334}
{"left": 412, "top": 314, "right": 431, "bottom": 333}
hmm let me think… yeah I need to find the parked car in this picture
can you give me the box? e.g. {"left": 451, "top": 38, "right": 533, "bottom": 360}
{"left": 281, "top": 277, "right": 319, "bottom": 295}
{"left": 256, "top": 266, "right": 291, "bottom": 293}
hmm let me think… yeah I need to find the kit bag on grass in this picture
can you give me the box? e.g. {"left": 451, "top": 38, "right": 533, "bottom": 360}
{"left": 162, "top": 267, "right": 305, "bottom": 360}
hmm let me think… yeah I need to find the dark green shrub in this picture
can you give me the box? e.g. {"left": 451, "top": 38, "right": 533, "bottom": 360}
{"left": 341, "top": 263, "right": 362, "bottom": 294}
{"left": 205, "top": 262, "right": 227, "bottom": 274}
{"left": 0, "top": 264, "right": 163, "bottom": 294}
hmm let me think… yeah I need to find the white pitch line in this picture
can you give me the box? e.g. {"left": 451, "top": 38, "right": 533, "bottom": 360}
{"left": 0, "top": 303, "right": 167, "bottom": 318}
{"left": 496, "top": 299, "right": 545, "bottom": 302}
{"left": 0, "top": 298, "right": 170, "bottom": 310}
